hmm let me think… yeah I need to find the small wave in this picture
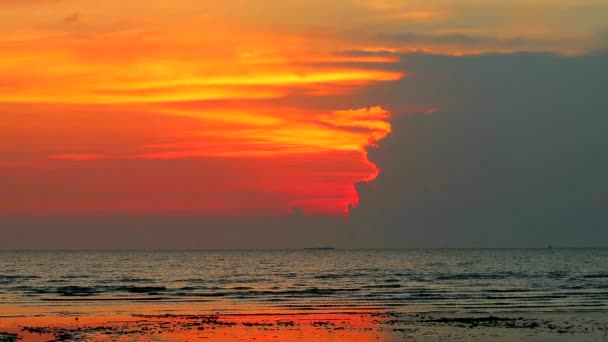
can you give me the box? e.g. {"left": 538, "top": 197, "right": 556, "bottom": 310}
{"left": 13, "top": 286, "right": 52, "bottom": 295}
{"left": 314, "top": 274, "right": 341, "bottom": 279}
{"left": 484, "top": 288, "right": 535, "bottom": 293}
{"left": 435, "top": 272, "right": 526, "bottom": 280}
{"left": 60, "top": 275, "right": 93, "bottom": 279}
{"left": 362, "top": 284, "right": 401, "bottom": 289}
{"left": 42, "top": 297, "right": 170, "bottom": 302}
{"left": 0, "top": 275, "right": 39, "bottom": 279}
{"left": 409, "top": 293, "right": 447, "bottom": 298}
{"left": 174, "top": 278, "right": 276, "bottom": 285}
{"left": 55, "top": 285, "right": 167, "bottom": 296}
{"left": 182, "top": 292, "right": 231, "bottom": 297}
{"left": 582, "top": 273, "right": 608, "bottom": 279}
{"left": 178, "top": 286, "right": 220, "bottom": 291}
{"left": 176, "top": 278, "right": 206, "bottom": 284}
{"left": 314, "top": 273, "right": 368, "bottom": 280}
{"left": 113, "top": 286, "right": 167, "bottom": 294}
{"left": 275, "top": 288, "right": 359, "bottom": 296}
{"left": 546, "top": 271, "right": 569, "bottom": 278}
{"left": 45, "top": 279, "right": 68, "bottom": 284}
{"left": 117, "top": 277, "right": 155, "bottom": 283}
{"left": 0, "top": 275, "right": 40, "bottom": 284}
{"left": 180, "top": 287, "right": 363, "bottom": 298}
{"left": 219, "top": 278, "right": 272, "bottom": 284}
{"left": 57, "top": 286, "right": 99, "bottom": 296}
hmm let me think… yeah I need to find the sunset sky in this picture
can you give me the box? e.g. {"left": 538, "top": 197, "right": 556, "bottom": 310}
{"left": 2, "top": 0, "right": 607, "bottom": 248}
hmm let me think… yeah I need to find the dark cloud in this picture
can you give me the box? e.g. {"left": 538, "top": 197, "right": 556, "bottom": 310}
{"left": 350, "top": 51, "right": 608, "bottom": 247}
{"left": 374, "top": 32, "right": 576, "bottom": 51}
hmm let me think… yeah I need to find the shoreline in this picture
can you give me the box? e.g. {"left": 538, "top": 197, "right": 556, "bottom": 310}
{"left": 2, "top": 311, "right": 608, "bottom": 341}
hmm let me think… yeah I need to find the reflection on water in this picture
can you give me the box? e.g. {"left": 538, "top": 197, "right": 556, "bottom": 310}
{"left": 0, "top": 313, "right": 392, "bottom": 342}
{"left": 1, "top": 249, "right": 608, "bottom": 318}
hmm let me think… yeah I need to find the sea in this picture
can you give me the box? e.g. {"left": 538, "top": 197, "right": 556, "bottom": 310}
{"left": 1, "top": 249, "right": 607, "bottom": 318}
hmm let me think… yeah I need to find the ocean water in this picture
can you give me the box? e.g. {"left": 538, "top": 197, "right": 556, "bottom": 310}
{"left": 1, "top": 249, "right": 607, "bottom": 317}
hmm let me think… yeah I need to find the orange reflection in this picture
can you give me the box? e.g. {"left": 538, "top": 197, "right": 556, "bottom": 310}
{"left": 0, "top": 313, "right": 392, "bottom": 342}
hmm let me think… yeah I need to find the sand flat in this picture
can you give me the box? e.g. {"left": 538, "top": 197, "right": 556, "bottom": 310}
{"left": 2, "top": 311, "right": 608, "bottom": 341}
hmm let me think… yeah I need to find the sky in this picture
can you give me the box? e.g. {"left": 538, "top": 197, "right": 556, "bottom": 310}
{"left": 1, "top": 0, "right": 607, "bottom": 248}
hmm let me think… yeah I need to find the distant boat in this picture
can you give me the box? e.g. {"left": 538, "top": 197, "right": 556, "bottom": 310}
{"left": 303, "top": 247, "right": 336, "bottom": 251}
{"left": 548, "top": 245, "right": 553, "bottom": 249}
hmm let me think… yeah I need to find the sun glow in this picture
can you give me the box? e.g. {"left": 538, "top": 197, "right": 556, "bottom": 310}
{"left": 0, "top": 6, "right": 402, "bottom": 216}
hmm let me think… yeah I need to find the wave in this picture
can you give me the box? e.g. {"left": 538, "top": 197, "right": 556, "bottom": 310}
{"left": 582, "top": 273, "right": 608, "bottom": 279}
{"left": 117, "top": 277, "right": 156, "bottom": 283}
{"left": 56, "top": 285, "right": 168, "bottom": 296}
{"left": 3, "top": 249, "right": 608, "bottom": 315}
{"left": 0, "top": 275, "right": 40, "bottom": 284}
{"left": 56, "top": 286, "right": 99, "bottom": 296}
{"left": 362, "top": 284, "right": 401, "bottom": 289}
{"left": 313, "top": 273, "right": 369, "bottom": 280}
{"left": 435, "top": 272, "right": 527, "bottom": 280}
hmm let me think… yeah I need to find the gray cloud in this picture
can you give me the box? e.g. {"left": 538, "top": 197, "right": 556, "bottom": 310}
{"left": 350, "top": 51, "right": 608, "bottom": 247}
{"left": 371, "top": 32, "right": 578, "bottom": 52}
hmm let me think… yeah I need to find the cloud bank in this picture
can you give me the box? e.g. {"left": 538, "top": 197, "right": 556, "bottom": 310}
{"left": 350, "top": 51, "right": 608, "bottom": 247}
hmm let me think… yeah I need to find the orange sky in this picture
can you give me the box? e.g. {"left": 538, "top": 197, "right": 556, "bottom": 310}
{"left": 0, "top": 2, "right": 404, "bottom": 215}
{"left": 1, "top": 0, "right": 606, "bottom": 216}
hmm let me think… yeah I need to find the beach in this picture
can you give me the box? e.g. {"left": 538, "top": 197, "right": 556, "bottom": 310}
{"left": 1, "top": 249, "right": 607, "bottom": 341}
{"left": 2, "top": 311, "right": 608, "bottom": 341}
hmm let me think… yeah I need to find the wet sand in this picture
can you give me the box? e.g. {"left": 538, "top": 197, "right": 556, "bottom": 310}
{"left": 2, "top": 311, "right": 608, "bottom": 341}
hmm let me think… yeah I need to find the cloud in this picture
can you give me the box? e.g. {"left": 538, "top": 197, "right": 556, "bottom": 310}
{"left": 381, "top": 32, "right": 567, "bottom": 48}
{"left": 349, "top": 51, "right": 608, "bottom": 247}
{"left": 0, "top": 99, "right": 393, "bottom": 216}
{"left": 0, "top": 8, "right": 403, "bottom": 219}
{"left": 49, "top": 153, "right": 108, "bottom": 161}
{"left": 2, "top": 0, "right": 607, "bottom": 57}
{"left": 2, "top": 0, "right": 608, "bottom": 248}
{"left": 0, "top": 19, "right": 402, "bottom": 104}
{"left": 3, "top": 52, "right": 606, "bottom": 249}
